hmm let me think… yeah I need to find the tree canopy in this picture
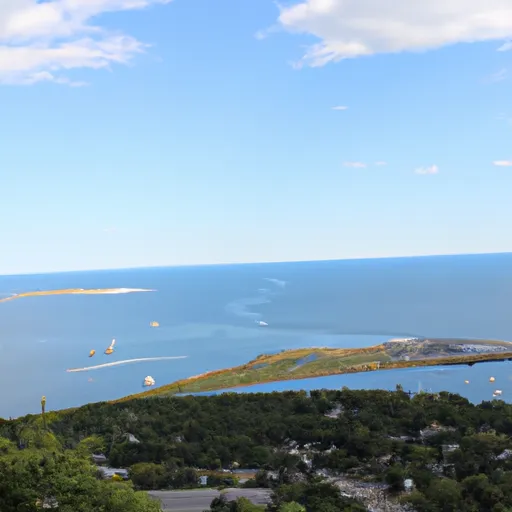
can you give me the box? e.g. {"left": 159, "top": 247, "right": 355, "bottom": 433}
{"left": 2, "top": 388, "right": 512, "bottom": 511}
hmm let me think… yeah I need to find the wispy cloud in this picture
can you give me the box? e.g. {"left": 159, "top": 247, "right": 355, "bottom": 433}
{"left": 254, "top": 24, "right": 281, "bottom": 40}
{"left": 415, "top": 165, "right": 439, "bottom": 175}
{"left": 103, "top": 227, "right": 117, "bottom": 234}
{"left": 15, "top": 71, "right": 87, "bottom": 87}
{"left": 332, "top": 105, "right": 348, "bottom": 111}
{"left": 343, "top": 161, "right": 366, "bottom": 168}
{"left": 275, "top": 1, "right": 512, "bottom": 68}
{"left": 489, "top": 68, "right": 508, "bottom": 82}
{"left": 498, "top": 41, "right": 512, "bottom": 52}
{"left": 375, "top": 161, "right": 387, "bottom": 166}
{"left": 0, "top": 0, "right": 171, "bottom": 86}
{"left": 496, "top": 113, "right": 512, "bottom": 127}
{"left": 493, "top": 160, "right": 512, "bottom": 167}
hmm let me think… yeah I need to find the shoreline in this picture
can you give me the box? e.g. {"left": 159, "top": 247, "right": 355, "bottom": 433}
{"left": 111, "top": 339, "right": 512, "bottom": 404}
{"left": 0, "top": 287, "right": 155, "bottom": 304}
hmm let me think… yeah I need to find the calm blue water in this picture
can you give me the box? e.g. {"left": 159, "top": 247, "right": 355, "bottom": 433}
{"left": 1, "top": 253, "right": 511, "bottom": 418}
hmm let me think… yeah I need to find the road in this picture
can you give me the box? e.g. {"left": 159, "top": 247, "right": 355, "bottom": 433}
{"left": 148, "top": 488, "right": 271, "bottom": 511}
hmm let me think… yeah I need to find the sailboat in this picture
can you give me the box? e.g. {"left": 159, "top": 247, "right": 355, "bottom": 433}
{"left": 105, "top": 339, "right": 116, "bottom": 355}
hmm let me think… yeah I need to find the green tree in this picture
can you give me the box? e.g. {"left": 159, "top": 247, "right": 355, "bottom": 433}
{"left": 278, "top": 503, "right": 306, "bottom": 512}
{"left": 384, "top": 464, "right": 405, "bottom": 492}
{"left": 269, "top": 479, "right": 365, "bottom": 512}
{"left": 76, "top": 435, "right": 106, "bottom": 457}
{"left": 129, "top": 462, "right": 166, "bottom": 490}
{"left": 171, "top": 467, "right": 199, "bottom": 489}
{"left": 0, "top": 444, "right": 160, "bottom": 512}
{"left": 424, "top": 478, "right": 462, "bottom": 512}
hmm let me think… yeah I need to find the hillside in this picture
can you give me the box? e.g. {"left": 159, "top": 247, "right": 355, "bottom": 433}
{"left": 2, "top": 388, "right": 512, "bottom": 511}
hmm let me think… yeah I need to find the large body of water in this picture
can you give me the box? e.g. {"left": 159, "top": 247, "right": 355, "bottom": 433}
{"left": 1, "top": 253, "right": 512, "bottom": 418}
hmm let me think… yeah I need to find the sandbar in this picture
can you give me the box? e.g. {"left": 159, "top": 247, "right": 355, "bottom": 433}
{"left": 0, "top": 287, "right": 155, "bottom": 304}
{"left": 113, "top": 337, "right": 512, "bottom": 403}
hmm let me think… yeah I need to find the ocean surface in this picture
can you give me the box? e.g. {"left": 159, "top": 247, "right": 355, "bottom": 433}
{"left": 1, "top": 253, "right": 512, "bottom": 418}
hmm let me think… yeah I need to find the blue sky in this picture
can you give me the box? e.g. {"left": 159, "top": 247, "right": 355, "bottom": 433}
{"left": 1, "top": 0, "right": 512, "bottom": 275}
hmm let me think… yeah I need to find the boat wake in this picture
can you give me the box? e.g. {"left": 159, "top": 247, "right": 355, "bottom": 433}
{"left": 66, "top": 356, "right": 187, "bottom": 373}
{"left": 225, "top": 277, "right": 287, "bottom": 324}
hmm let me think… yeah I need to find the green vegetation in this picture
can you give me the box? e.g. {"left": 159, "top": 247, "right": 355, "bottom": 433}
{"left": 112, "top": 338, "right": 512, "bottom": 401}
{"left": 210, "top": 495, "right": 267, "bottom": 511}
{"left": 3, "top": 388, "right": 512, "bottom": 510}
{"left": 0, "top": 430, "right": 160, "bottom": 511}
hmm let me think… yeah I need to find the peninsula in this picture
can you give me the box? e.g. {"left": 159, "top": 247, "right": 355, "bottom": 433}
{"left": 115, "top": 337, "right": 512, "bottom": 402}
{"left": 0, "top": 287, "right": 155, "bottom": 304}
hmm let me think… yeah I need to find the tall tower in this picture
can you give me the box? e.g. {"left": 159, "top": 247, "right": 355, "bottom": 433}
{"left": 41, "top": 396, "right": 47, "bottom": 430}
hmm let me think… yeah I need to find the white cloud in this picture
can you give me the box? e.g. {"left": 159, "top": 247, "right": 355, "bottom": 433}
{"left": 375, "top": 161, "right": 387, "bottom": 166}
{"left": 498, "top": 41, "right": 512, "bottom": 51}
{"left": 343, "top": 161, "right": 366, "bottom": 168}
{"left": 493, "top": 160, "right": 512, "bottom": 166}
{"left": 489, "top": 68, "right": 508, "bottom": 82}
{"left": 276, "top": 1, "right": 512, "bottom": 67}
{"left": 254, "top": 24, "right": 281, "bottom": 41}
{"left": 415, "top": 164, "right": 439, "bottom": 175}
{"left": 332, "top": 105, "right": 348, "bottom": 110}
{"left": 0, "top": 0, "right": 171, "bottom": 85}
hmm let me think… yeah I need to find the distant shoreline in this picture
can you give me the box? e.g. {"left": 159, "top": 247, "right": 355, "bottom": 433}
{"left": 111, "top": 338, "right": 512, "bottom": 404}
{"left": 0, "top": 287, "right": 155, "bottom": 304}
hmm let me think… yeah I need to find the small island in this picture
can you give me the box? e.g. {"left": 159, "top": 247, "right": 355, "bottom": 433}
{"left": 0, "top": 287, "right": 155, "bottom": 304}
{"left": 116, "top": 337, "right": 512, "bottom": 402}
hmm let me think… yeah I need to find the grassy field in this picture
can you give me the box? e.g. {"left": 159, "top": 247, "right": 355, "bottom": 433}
{"left": 112, "top": 339, "right": 512, "bottom": 404}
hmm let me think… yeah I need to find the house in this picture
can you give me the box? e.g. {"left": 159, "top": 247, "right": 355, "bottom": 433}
{"left": 126, "top": 433, "right": 140, "bottom": 444}
{"left": 92, "top": 454, "right": 107, "bottom": 464}
{"left": 497, "top": 449, "right": 512, "bottom": 461}
{"left": 403, "top": 479, "right": 414, "bottom": 492}
{"left": 36, "top": 497, "right": 58, "bottom": 509}
{"left": 97, "top": 467, "right": 129, "bottom": 480}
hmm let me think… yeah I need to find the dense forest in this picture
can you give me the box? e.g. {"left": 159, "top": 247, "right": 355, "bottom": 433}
{"left": 2, "top": 387, "right": 512, "bottom": 511}
{"left": 0, "top": 435, "right": 160, "bottom": 511}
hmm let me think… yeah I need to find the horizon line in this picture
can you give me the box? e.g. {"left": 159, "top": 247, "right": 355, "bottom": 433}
{"left": 1, "top": 250, "right": 512, "bottom": 278}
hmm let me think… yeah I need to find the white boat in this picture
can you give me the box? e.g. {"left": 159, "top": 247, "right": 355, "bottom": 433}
{"left": 144, "top": 376, "right": 155, "bottom": 387}
{"left": 256, "top": 321, "right": 268, "bottom": 327}
{"left": 493, "top": 389, "right": 503, "bottom": 397}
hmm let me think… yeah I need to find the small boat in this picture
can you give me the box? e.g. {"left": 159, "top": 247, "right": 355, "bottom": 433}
{"left": 150, "top": 321, "right": 159, "bottom": 328}
{"left": 143, "top": 376, "right": 155, "bottom": 387}
{"left": 493, "top": 390, "right": 503, "bottom": 397}
{"left": 105, "top": 338, "right": 116, "bottom": 355}
{"left": 464, "top": 380, "right": 469, "bottom": 384}
{"left": 256, "top": 321, "right": 268, "bottom": 327}
{"left": 89, "top": 350, "right": 96, "bottom": 358}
